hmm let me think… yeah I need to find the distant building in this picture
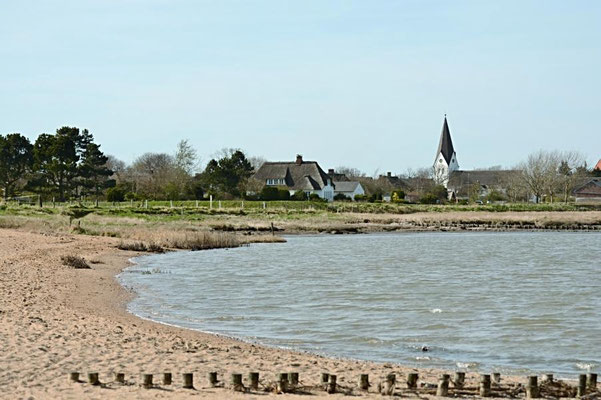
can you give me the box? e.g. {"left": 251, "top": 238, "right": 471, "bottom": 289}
{"left": 594, "top": 159, "right": 601, "bottom": 172}
{"left": 333, "top": 181, "right": 365, "bottom": 200}
{"left": 253, "top": 155, "right": 335, "bottom": 201}
{"left": 573, "top": 178, "right": 601, "bottom": 203}
{"left": 434, "top": 116, "right": 517, "bottom": 200}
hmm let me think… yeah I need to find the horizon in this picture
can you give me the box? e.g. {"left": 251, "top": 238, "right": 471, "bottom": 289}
{"left": 1, "top": 1, "right": 600, "bottom": 173}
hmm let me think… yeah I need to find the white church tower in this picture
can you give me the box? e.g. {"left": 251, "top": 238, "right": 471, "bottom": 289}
{"left": 433, "top": 115, "right": 459, "bottom": 187}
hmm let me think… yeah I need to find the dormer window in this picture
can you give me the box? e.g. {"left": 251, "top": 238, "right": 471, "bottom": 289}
{"left": 266, "top": 178, "right": 285, "bottom": 186}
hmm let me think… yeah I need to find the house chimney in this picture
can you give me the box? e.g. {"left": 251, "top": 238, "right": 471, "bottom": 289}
{"left": 387, "top": 172, "right": 392, "bottom": 177}
{"left": 328, "top": 168, "right": 334, "bottom": 175}
{"left": 296, "top": 154, "right": 303, "bottom": 165}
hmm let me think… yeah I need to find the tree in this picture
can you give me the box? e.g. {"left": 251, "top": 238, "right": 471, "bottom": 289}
{"left": 557, "top": 151, "right": 587, "bottom": 203}
{"left": 201, "top": 149, "right": 253, "bottom": 197}
{"left": 0, "top": 133, "right": 33, "bottom": 200}
{"left": 129, "top": 152, "right": 175, "bottom": 198}
{"left": 79, "top": 141, "right": 113, "bottom": 200}
{"left": 519, "top": 150, "right": 560, "bottom": 203}
{"left": 174, "top": 139, "right": 198, "bottom": 176}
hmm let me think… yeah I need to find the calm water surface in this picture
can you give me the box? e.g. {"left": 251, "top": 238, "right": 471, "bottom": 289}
{"left": 119, "top": 232, "right": 601, "bottom": 376}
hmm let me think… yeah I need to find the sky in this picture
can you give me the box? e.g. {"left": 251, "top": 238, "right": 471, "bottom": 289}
{"left": 1, "top": 0, "right": 600, "bottom": 175}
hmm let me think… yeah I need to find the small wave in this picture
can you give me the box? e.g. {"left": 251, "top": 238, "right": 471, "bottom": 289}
{"left": 576, "top": 363, "right": 596, "bottom": 371}
{"left": 457, "top": 362, "right": 479, "bottom": 370}
{"left": 416, "top": 356, "right": 431, "bottom": 361}
{"left": 431, "top": 308, "right": 443, "bottom": 313}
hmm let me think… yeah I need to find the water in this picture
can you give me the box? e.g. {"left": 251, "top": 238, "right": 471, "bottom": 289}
{"left": 119, "top": 232, "right": 601, "bottom": 376}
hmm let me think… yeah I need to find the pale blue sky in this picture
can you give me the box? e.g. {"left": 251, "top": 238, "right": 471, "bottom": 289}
{"left": 1, "top": 1, "right": 600, "bottom": 174}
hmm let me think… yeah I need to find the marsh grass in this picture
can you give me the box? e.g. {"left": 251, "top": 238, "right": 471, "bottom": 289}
{"left": 61, "top": 255, "right": 91, "bottom": 269}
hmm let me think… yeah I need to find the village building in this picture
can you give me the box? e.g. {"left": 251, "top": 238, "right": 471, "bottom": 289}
{"left": 573, "top": 178, "right": 601, "bottom": 203}
{"left": 332, "top": 181, "right": 365, "bottom": 200}
{"left": 252, "top": 155, "right": 335, "bottom": 201}
{"left": 434, "top": 116, "right": 516, "bottom": 200}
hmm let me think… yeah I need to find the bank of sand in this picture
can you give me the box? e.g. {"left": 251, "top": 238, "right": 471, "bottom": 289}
{"left": 1, "top": 228, "right": 528, "bottom": 399}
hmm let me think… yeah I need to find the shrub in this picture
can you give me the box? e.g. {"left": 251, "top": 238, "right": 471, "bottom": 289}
{"left": 334, "top": 193, "right": 350, "bottom": 201}
{"left": 61, "top": 255, "right": 91, "bottom": 269}
{"left": 419, "top": 193, "right": 439, "bottom": 204}
{"left": 292, "top": 190, "right": 308, "bottom": 201}
{"left": 354, "top": 194, "right": 369, "bottom": 202}
{"left": 277, "top": 188, "right": 291, "bottom": 200}
{"left": 260, "top": 186, "right": 279, "bottom": 201}
{"left": 391, "top": 190, "right": 406, "bottom": 202}
{"left": 117, "top": 241, "right": 164, "bottom": 253}
{"left": 106, "top": 187, "right": 125, "bottom": 202}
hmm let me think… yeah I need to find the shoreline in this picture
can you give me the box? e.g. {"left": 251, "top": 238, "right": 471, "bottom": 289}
{"left": 0, "top": 227, "right": 593, "bottom": 399}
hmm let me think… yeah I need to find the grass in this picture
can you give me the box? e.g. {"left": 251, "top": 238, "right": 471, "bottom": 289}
{"left": 61, "top": 255, "right": 91, "bottom": 269}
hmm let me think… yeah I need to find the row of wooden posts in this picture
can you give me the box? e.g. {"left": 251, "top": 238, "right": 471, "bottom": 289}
{"left": 70, "top": 370, "right": 599, "bottom": 396}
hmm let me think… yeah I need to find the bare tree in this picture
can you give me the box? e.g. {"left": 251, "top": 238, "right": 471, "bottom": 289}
{"left": 105, "top": 155, "right": 127, "bottom": 184}
{"left": 519, "top": 150, "right": 561, "bottom": 203}
{"left": 248, "top": 156, "right": 266, "bottom": 172}
{"left": 335, "top": 166, "right": 366, "bottom": 179}
{"left": 557, "top": 151, "right": 587, "bottom": 203}
{"left": 174, "top": 139, "right": 199, "bottom": 176}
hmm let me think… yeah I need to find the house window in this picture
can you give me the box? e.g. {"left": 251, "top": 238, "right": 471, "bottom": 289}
{"left": 266, "top": 179, "right": 285, "bottom": 186}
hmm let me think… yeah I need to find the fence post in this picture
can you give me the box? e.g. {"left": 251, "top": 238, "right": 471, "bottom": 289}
{"left": 210, "top": 195, "right": 213, "bottom": 209}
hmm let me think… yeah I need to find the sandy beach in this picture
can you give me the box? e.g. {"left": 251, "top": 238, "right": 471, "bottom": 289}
{"left": 0, "top": 227, "right": 577, "bottom": 399}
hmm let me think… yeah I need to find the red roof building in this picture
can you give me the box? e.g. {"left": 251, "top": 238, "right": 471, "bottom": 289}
{"left": 594, "top": 159, "right": 601, "bottom": 171}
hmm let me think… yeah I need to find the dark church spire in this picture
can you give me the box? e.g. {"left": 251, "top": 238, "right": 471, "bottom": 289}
{"left": 435, "top": 115, "right": 455, "bottom": 165}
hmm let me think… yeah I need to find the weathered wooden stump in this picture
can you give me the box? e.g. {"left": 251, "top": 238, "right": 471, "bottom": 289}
{"left": 437, "top": 374, "right": 450, "bottom": 397}
{"left": 321, "top": 373, "right": 330, "bottom": 390}
{"left": 288, "top": 372, "right": 299, "bottom": 386}
{"left": 114, "top": 372, "right": 125, "bottom": 384}
{"left": 544, "top": 374, "right": 553, "bottom": 383}
{"left": 328, "top": 374, "right": 337, "bottom": 394}
{"left": 383, "top": 373, "right": 396, "bottom": 396}
{"left": 88, "top": 372, "right": 100, "bottom": 386}
{"left": 359, "top": 374, "right": 370, "bottom": 390}
{"left": 493, "top": 372, "right": 501, "bottom": 384}
{"left": 479, "top": 374, "right": 491, "bottom": 397}
{"left": 407, "top": 372, "right": 419, "bottom": 389}
{"left": 587, "top": 373, "right": 598, "bottom": 390}
{"left": 278, "top": 373, "right": 288, "bottom": 393}
{"left": 249, "top": 372, "right": 259, "bottom": 390}
{"left": 453, "top": 371, "right": 465, "bottom": 388}
{"left": 578, "top": 374, "right": 587, "bottom": 397}
{"left": 526, "top": 375, "right": 539, "bottom": 398}
{"left": 208, "top": 371, "right": 218, "bottom": 387}
{"left": 163, "top": 372, "right": 172, "bottom": 385}
{"left": 69, "top": 372, "right": 80, "bottom": 383}
{"left": 231, "top": 373, "right": 244, "bottom": 392}
{"left": 182, "top": 373, "right": 194, "bottom": 389}
{"left": 141, "top": 374, "right": 153, "bottom": 389}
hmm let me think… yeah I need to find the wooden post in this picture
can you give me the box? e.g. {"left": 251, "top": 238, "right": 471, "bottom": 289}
{"left": 241, "top": 200, "right": 244, "bottom": 209}
{"left": 195, "top": 200, "right": 199, "bottom": 208}
{"left": 578, "top": 374, "right": 587, "bottom": 397}
{"left": 480, "top": 374, "right": 491, "bottom": 397}
{"left": 407, "top": 372, "right": 419, "bottom": 389}
{"left": 437, "top": 374, "right": 450, "bottom": 397}
{"left": 170, "top": 200, "right": 173, "bottom": 208}
{"left": 544, "top": 374, "right": 553, "bottom": 383}
{"left": 182, "top": 373, "right": 194, "bottom": 389}
{"left": 493, "top": 372, "right": 501, "bottom": 384}
{"left": 141, "top": 374, "right": 153, "bottom": 389}
{"left": 210, "top": 195, "right": 213, "bottom": 209}
{"left": 208, "top": 371, "right": 218, "bottom": 387}
{"left": 163, "top": 372, "right": 172, "bottom": 385}
{"left": 144, "top": 200, "right": 148, "bottom": 209}
{"left": 359, "top": 374, "right": 369, "bottom": 390}
{"left": 526, "top": 376, "right": 539, "bottom": 398}
{"left": 278, "top": 373, "right": 288, "bottom": 393}
{"left": 384, "top": 373, "right": 395, "bottom": 396}
{"left": 587, "top": 373, "right": 598, "bottom": 390}
{"left": 218, "top": 200, "right": 222, "bottom": 209}
{"left": 262, "top": 201, "right": 266, "bottom": 209}
{"left": 231, "top": 373, "right": 244, "bottom": 391}
{"left": 321, "top": 373, "right": 329, "bottom": 390}
{"left": 38, "top": 195, "right": 42, "bottom": 207}
{"left": 88, "top": 372, "right": 100, "bottom": 386}
{"left": 328, "top": 374, "right": 337, "bottom": 394}
{"left": 288, "top": 372, "right": 299, "bottom": 386}
{"left": 453, "top": 371, "right": 465, "bottom": 388}
{"left": 95, "top": 198, "right": 98, "bottom": 208}
{"left": 249, "top": 372, "right": 259, "bottom": 390}
{"left": 114, "top": 372, "right": 125, "bottom": 383}
{"left": 69, "top": 372, "right": 80, "bottom": 382}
